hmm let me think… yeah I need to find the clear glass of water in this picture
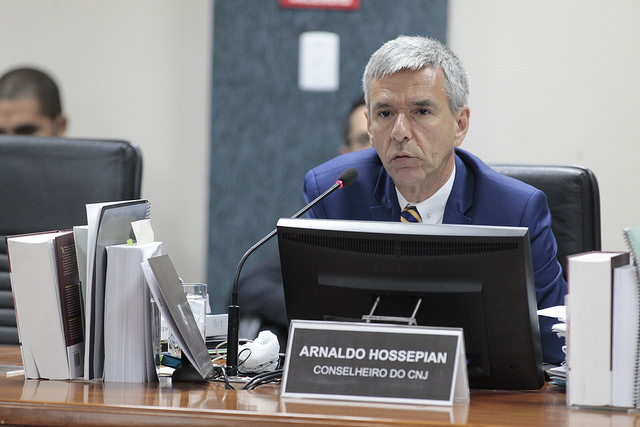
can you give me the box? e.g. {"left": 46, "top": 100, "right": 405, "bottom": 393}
{"left": 183, "top": 283, "right": 207, "bottom": 339}
{"left": 167, "top": 283, "right": 207, "bottom": 356}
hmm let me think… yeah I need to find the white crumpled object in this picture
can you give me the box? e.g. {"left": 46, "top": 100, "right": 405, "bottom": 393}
{"left": 237, "top": 330, "right": 280, "bottom": 374}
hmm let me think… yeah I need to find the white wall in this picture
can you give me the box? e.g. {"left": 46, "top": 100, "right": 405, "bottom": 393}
{"left": 2, "top": 1, "right": 638, "bottom": 286}
{"left": 448, "top": 0, "right": 640, "bottom": 252}
{"left": 0, "top": 0, "right": 212, "bottom": 282}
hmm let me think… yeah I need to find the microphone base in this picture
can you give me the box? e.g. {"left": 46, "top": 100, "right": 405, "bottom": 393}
{"left": 172, "top": 352, "right": 207, "bottom": 382}
{"left": 172, "top": 364, "right": 207, "bottom": 382}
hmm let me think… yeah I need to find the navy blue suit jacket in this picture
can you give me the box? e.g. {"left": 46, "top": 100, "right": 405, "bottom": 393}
{"left": 303, "top": 147, "right": 566, "bottom": 364}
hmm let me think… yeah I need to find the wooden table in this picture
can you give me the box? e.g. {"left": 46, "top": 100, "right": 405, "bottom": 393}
{"left": 0, "top": 345, "right": 636, "bottom": 426}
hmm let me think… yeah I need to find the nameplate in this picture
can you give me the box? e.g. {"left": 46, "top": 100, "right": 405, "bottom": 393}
{"left": 281, "top": 320, "right": 469, "bottom": 406}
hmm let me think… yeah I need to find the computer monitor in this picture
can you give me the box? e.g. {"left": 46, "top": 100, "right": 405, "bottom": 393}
{"left": 276, "top": 218, "right": 544, "bottom": 390}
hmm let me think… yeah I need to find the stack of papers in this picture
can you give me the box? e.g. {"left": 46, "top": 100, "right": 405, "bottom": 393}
{"left": 538, "top": 305, "right": 566, "bottom": 387}
{"left": 547, "top": 364, "right": 567, "bottom": 387}
{"left": 538, "top": 305, "right": 566, "bottom": 340}
{"left": 103, "top": 241, "right": 163, "bottom": 382}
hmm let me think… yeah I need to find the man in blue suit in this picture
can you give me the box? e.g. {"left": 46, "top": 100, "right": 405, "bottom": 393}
{"left": 303, "top": 36, "right": 566, "bottom": 365}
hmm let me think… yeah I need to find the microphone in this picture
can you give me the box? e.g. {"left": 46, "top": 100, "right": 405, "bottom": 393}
{"left": 226, "top": 168, "right": 358, "bottom": 376}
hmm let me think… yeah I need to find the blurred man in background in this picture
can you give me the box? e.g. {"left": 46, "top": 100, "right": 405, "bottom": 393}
{"left": 339, "top": 96, "right": 369, "bottom": 154}
{"left": 0, "top": 67, "right": 67, "bottom": 136}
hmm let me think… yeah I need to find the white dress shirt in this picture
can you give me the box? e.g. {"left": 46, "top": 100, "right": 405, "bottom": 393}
{"left": 395, "top": 164, "right": 456, "bottom": 224}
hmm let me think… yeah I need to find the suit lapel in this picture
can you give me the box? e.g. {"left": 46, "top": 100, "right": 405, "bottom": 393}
{"left": 444, "top": 153, "right": 473, "bottom": 225}
{"left": 370, "top": 165, "right": 399, "bottom": 221}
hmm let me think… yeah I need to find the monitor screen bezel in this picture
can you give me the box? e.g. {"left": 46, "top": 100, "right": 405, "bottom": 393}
{"left": 276, "top": 218, "right": 544, "bottom": 390}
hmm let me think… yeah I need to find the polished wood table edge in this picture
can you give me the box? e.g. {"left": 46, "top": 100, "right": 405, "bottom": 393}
{"left": 0, "top": 379, "right": 563, "bottom": 427}
{"left": 0, "top": 398, "right": 469, "bottom": 427}
{"left": 2, "top": 345, "right": 639, "bottom": 426}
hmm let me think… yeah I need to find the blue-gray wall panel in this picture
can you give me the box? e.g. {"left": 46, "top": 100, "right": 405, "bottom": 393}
{"left": 209, "top": 0, "right": 448, "bottom": 313}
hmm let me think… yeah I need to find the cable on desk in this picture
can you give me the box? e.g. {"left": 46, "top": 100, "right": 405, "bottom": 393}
{"left": 240, "top": 369, "right": 283, "bottom": 390}
{"left": 210, "top": 365, "right": 235, "bottom": 390}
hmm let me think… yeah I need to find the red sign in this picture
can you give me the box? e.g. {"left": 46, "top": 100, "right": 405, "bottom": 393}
{"left": 279, "top": 0, "right": 360, "bottom": 10}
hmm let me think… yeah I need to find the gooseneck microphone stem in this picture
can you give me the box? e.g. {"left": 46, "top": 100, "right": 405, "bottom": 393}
{"left": 230, "top": 179, "right": 341, "bottom": 308}
{"left": 226, "top": 226, "right": 276, "bottom": 378}
{"left": 289, "top": 179, "right": 343, "bottom": 220}
{"left": 226, "top": 168, "right": 358, "bottom": 376}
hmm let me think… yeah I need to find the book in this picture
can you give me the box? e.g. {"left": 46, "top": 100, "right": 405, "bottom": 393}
{"left": 103, "top": 241, "right": 163, "bottom": 382}
{"left": 142, "top": 254, "right": 214, "bottom": 380}
{"left": 6, "top": 230, "right": 84, "bottom": 379}
{"left": 84, "top": 199, "right": 151, "bottom": 380}
{"left": 623, "top": 226, "right": 640, "bottom": 408}
{"left": 611, "top": 264, "right": 638, "bottom": 408}
{"left": 73, "top": 225, "right": 89, "bottom": 305}
{"left": 566, "top": 251, "right": 629, "bottom": 408}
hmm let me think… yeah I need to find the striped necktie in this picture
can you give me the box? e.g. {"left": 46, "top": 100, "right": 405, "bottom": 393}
{"left": 401, "top": 205, "right": 422, "bottom": 223}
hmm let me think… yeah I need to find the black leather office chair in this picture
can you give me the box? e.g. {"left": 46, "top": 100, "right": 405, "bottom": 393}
{"left": 490, "top": 164, "right": 601, "bottom": 278}
{"left": 0, "top": 135, "right": 142, "bottom": 345}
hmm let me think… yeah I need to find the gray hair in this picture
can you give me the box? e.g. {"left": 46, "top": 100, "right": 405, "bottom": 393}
{"left": 362, "top": 36, "right": 470, "bottom": 114}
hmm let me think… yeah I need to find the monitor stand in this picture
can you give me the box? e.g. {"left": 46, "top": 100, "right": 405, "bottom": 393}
{"left": 361, "top": 296, "right": 422, "bottom": 326}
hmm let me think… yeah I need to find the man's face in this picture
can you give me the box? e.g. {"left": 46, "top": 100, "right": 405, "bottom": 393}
{"left": 346, "top": 104, "right": 370, "bottom": 152}
{"left": 366, "top": 67, "right": 469, "bottom": 201}
{"left": 0, "top": 95, "right": 66, "bottom": 136}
